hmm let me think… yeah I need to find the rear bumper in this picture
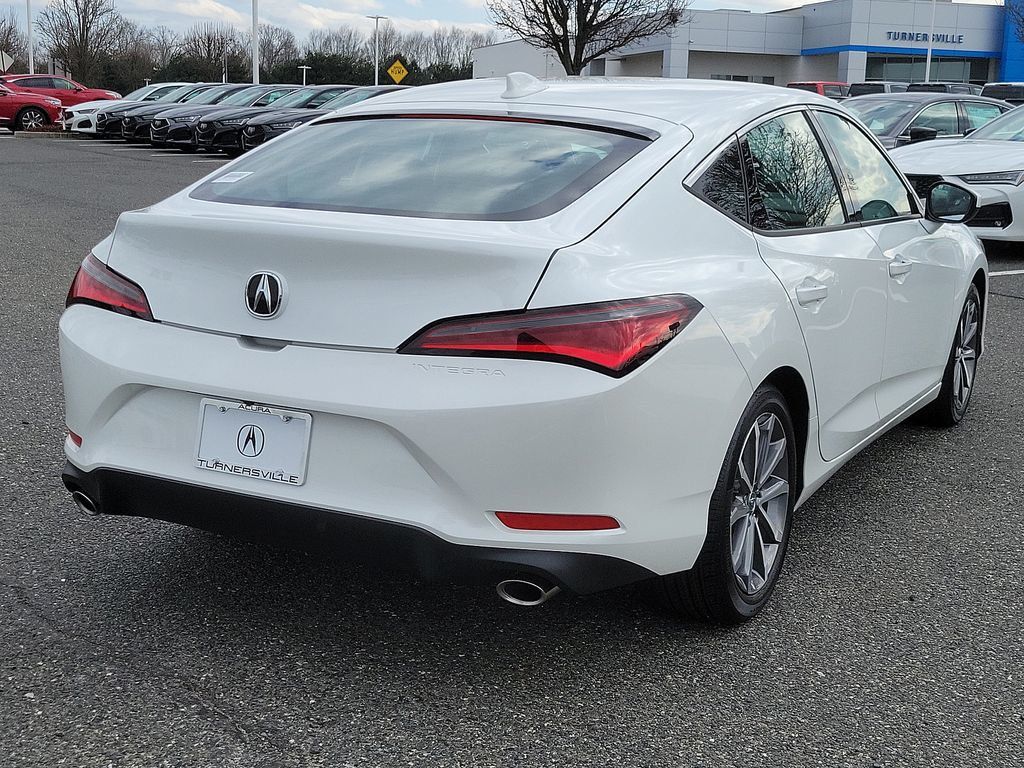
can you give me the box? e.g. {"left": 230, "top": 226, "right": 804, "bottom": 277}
{"left": 61, "top": 462, "right": 656, "bottom": 594}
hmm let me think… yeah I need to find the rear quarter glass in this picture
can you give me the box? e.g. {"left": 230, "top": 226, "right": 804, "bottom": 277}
{"left": 190, "top": 115, "right": 655, "bottom": 221}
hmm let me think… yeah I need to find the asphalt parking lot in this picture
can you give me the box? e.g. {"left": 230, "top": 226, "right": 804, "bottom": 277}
{"left": 1, "top": 134, "right": 1023, "bottom": 768}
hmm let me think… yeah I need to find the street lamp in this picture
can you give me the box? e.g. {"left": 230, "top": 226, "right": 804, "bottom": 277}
{"left": 26, "top": 0, "right": 33, "bottom": 74}
{"left": 298, "top": 65, "right": 312, "bottom": 85}
{"left": 251, "top": 0, "right": 259, "bottom": 84}
{"left": 924, "top": 0, "right": 937, "bottom": 83}
{"left": 366, "top": 15, "right": 387, "bottom": 86}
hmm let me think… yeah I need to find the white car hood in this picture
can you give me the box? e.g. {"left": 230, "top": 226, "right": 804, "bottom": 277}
{"left": 65, "top": 98, "right": 118, "bottom": 113}
{"left": 891, "top": 139, "right": 1024, "bottom": 175}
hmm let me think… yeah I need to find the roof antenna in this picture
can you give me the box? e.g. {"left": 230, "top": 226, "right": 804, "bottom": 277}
{"left": 501, "top": 72, "right": 548, "bottom": 99}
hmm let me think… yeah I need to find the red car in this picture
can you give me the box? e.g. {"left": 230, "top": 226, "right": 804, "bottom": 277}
{"left": 0, "top": 74, "right": 120, "bottom": 106}
{"left": 0, "top": 82, "right": 63, "bottom": 130}
{"left": 786, "top": 81, "right": 849, "bottom": 100}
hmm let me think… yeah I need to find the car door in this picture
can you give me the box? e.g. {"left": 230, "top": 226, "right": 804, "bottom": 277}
{"left": 811, "top": 109, "right": 961, "bottom": 420}
{"left": 899, "top": 101, "right": 960, "bottom": 145}
{"left": 50, "top": 77, "right": 84, "bottom": 105}
{"left": 961, "top": 100, "right": 1008, "bottom": 135}
{"left": 0, "top": 86, "right": 14, "bottom": 126}
{"left": 743, "top": 109, "right": 889, "bottom": 461}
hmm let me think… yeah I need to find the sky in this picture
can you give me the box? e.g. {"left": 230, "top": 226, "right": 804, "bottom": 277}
{"left": 0, "top": 0, "right": 1005, "bottom": 43}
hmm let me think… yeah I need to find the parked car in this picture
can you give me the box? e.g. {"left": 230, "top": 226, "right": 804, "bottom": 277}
{"left": 240, "top": 85, "right": 408, "bottom": 152}
{"left": 192, "top": 86, "right": 303, "bottom": 154}
{"left": 63, "top": 82, "right": 191, "bottom": 134}
{"left": 907, "top": 82, "right": 983, "bottom": 95}
{"left": 787, "top": 81, "right": 848, "bottom": 99}
{"left": 120, "top": 83, "right": 264, "bottom": 142}
{"left": 93, "top": 84, "right": 218, "bottom": 137}
{"left": 980, "top": 82, "right": 1024, "bottom": 105}
{"left": 0, "top": 82, "right": 62, "bottom": 130}
{"left": 847, "top": 81, "right": 909, "bottom": 96}
{"left": 893, "top": 104, "right": 1024, "bottom": 240}
{"left": 843, "top": 92, "right": 1012, "bottom": 148}
{"left": 61, "top": 76, "right": 987, "bottom": 624}
{"left": 0, "top": 74, "right": 120, "bottom": 106}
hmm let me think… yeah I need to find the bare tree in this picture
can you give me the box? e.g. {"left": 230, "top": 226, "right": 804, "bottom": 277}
{"left": 402, "top": 31, "right": 430, "bottom": 64}
{"left": 0, "top": 9, "right": 28, "bottom": 70}
{"left": 258, "top": 23, "right": 298, "bottom": 74}
{"left": 488, "top": 0, "right": 689, "bottom": 75}
{"left": 148, "top": 25, "right": 179, "bottom": 70}
{"left": 429, "top": 27, "right": 464, "bottom": 68}
{"left": 35, "top": 0, "right": 125, "bottom": 83}
{"left": 178, "top": 21, "right": 244, "bottom": 79}
{"left": 305, "top": 27, "right": 364, "bottom": 59}
{"left": 365, "top": 20, "right": 401, "bottom": 61}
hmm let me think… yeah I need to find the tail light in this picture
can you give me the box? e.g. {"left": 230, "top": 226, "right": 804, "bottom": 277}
{"left": 399, "top": 295, "right": 702, "bottom": 376}
{"left": 495, "top": 511, "right": 620, "bottom": 531}
{"left": 66, "top": 254, "right": 153, "bottom": 321}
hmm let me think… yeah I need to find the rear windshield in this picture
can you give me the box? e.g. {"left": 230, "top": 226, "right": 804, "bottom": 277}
{"left": 907, "top": 83, "right": 948, "bottom": 92}
{"left": 981, "top": 85, "right": 1024, "bottom": 102}
{"left": 787, "top": 84, "right": 818, "bottom": 93}
{"left": 191, "top": 116, "right": 653, "bottom": 221}
{"left": 848, "top": 83, "right": 884, "bottom": 96}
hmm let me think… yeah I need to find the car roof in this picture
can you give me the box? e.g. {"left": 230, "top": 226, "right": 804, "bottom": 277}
{"left": 844, "top": 92, "right": 1006, "bottom": 104}
{"left": 355, "top": 76, "right": 836, "bottom": 128}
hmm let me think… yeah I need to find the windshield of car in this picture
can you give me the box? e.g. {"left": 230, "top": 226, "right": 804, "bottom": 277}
{"left": 219, "top": 86, "right": 269, "bottom": 106}
{"left": 267, "top": 88, "right": 318, "bottom": 108}
{"left": 320, "top": 89, "right": 384, "bottom": 110}
{"left": 121, "top": 86, "right": 152, "bottom": 100}
{"left": 843, "top": 99, "right": 916, "bottom": 135}
{"left": 191, "top": 116, "right": 653, "bottom": 220}
{"left": 183, "top": 86, "right": 242, "bottom": 105}
{"left": 969, "top": 106, "right": 1024, "bottom": 141}
{"left": 154, "top": 85, "right": 196, "bottom": 102}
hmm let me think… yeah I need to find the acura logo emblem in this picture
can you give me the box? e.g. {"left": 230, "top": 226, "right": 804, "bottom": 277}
{"left": 245, "top": 272, "right": 283, "bottom": 318}
{"left": 236, "top": 425, "right": 265, "bottom": 457}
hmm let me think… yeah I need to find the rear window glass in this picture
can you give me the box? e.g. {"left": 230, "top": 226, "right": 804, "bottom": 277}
{"left": 848, "top": 83, "right": 884, "bottom": 96}
{"left": 191, "top": 116, "right": 653, "bottom": 220}
{"left": 981, "top": 85, "right": 1024, "bottom": 102}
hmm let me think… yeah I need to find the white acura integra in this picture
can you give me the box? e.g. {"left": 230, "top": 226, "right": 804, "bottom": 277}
{"left": 60, "top": 75, "right": 986, "bottom": 623}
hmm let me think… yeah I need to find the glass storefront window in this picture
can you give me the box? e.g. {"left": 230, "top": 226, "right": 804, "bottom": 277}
{"left": 864, "top": 55, "right": 988, "bottom": 83}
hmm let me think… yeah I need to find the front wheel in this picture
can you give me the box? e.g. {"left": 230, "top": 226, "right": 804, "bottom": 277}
{"left": 659, "top": 385, "right": 797, "bottom": 623}
{"left": 16, "top": 107, "right": 48, "bottom": 131}
{"left": 922, "top": 284, "right": 981, "bottom": 427}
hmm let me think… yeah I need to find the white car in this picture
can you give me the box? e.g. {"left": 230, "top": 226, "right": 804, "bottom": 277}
{"left": 66, "top": 82, "right": 192, "bottom": 134}
{"left": 892, "top": 105, "right": 1024, "bottom": 240}
{"left": 60, "top": 75, "right": 987, "bottom": 623}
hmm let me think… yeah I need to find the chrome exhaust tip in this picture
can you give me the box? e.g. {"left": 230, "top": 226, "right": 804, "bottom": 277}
{"left": 71, "top": 490, "right": 100, "bottom": 516}
{"left": 496, "top": 578, "right": 561, "bottom": 607}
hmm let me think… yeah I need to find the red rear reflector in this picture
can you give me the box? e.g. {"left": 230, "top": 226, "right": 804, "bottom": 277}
{"left": 66, "top": 254, "right": 153, "bottom": 321}
{"left": 399, "top": 295, "right": 701, "bottom": 376}
{"left": 68, "top": 431, "right": 82, "bottom": 447}
{"left": 495, "top": 512, "right": 620, "bottom": 531}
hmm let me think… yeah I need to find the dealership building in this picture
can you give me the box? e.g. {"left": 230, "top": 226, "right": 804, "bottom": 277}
{"left": 473, "top": 0, "right": 1024, "bottom": 85}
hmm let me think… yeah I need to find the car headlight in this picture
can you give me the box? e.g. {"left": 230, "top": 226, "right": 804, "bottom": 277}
{"left": 172, "top": 115, "right": 200, "bottom": 123}
{"left": 47, "top": 99, "right": 62, "bottom": 106}
{"left": 269, "top": 121, "right": 301, "bottom": 129}
{"left": 220, "top": 119, "right": 245, "bottom": 125}
{"left": 959, "top": 170, "right": 1024, "bottom": 185}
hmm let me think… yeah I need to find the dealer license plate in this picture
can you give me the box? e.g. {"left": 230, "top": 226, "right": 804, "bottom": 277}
{"left": 195, "top": 398, "right": 312, "bottom": 486}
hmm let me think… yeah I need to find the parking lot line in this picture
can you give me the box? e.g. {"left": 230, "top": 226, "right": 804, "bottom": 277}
{"left": 989, "top": 269, "right": 1024, "bottom": 277}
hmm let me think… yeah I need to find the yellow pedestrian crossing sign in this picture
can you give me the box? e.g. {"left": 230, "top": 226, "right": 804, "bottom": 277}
{"left": 387, "top": 59, "right": 408, "bottom": 84}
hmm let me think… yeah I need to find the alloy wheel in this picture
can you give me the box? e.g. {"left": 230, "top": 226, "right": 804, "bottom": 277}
{"left": 730, "top": 412, "right": 790, "bottom": 595}
{"left": 952, "top": 295, "right": 979, "bottom": 415}
{"left": 21, "top": 109, "right": 46, "bottom": 129}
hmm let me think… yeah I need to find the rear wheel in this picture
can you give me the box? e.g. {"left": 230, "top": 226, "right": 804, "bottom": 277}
{"left": 659, "top": 385, "right": 797, "bottom": 623}
{"left": 16, "top": 107, "right": 48, "bottom": 131}
{"left": 922, "top": 284, "right": 981, "bottom": 427}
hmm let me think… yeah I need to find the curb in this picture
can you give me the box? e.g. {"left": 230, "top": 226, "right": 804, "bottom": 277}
{"left": 15, "top": 131, "right": 75, "bottom": 140}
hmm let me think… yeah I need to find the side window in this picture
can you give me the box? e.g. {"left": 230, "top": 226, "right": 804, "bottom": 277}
{"left": 743, "top": 112, "right": 845, "bottom": 231}
{"left": 18, "top": 77, "right": 52, "bottom": 88}
{"left": 823, "top": 86, "right": 844, "bottom": 99}
{"left": 909, "top": 102, "right": 958, "bottom": 135}
{"left": 814, "top": 111, "right": 915, "bottom": 222}
{"left": 690, "top": 138, "right": 747, "bottom": 223}
{"left": 963, "top": 102, "right": 1004, "bottom": 130}
{"left": 53, "top": 79, "right": 75, "bottom": 90}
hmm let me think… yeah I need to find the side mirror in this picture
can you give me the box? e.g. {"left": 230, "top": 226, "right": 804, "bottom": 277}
{"left": 909, "top": 125, "right": 939, "bottom": 143}
{"left": 74, "top": 86, "right": 84, "bottom": 92}
{"left": 926, "top": 182, "right": 977, "bottom": 223}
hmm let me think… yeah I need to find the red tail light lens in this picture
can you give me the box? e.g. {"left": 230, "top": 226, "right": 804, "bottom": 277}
{"left": 399, "top": 295, "right": 701, "bottom": 376}
{"left": 495, "top": 512, "right": 621, "bottom": 531}
{"left": 66, "top": 254, "right": 153, "bottom": 321}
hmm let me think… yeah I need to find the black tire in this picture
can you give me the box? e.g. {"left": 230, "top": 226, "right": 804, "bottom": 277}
{"left": 15, "top": 107, "right": 49, "bottom": 131}
{"left": 921, "top": 284, "right": 981, "bottom": 428}
{"left": 659, "top": 385, "right": 798, "bottom": 624}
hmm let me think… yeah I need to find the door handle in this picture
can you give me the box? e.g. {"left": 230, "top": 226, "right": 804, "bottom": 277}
{"left": 889, "top": 258, "right": 913, "bottom": 278}
{"left": 796, "top": 283, "right": 828, "bottom": 306}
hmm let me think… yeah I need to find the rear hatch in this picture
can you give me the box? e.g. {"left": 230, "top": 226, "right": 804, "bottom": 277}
{"left": 102, "top": 109, "right": 683, "bottom": 349}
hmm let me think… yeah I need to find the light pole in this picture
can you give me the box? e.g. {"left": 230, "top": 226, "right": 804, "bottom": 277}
{"left": 367, "top": 15, "right": 387, "bottom": 86}
{"left": 298, "top": 65, "right": 312, "bottom": 85}
{"left": 251, "top": 0, "right": 259, "bottom": 84}
{"left": 26, "top": 0, "right": 33, "bottom": 74}
{"left": 924, "top": 0, "right": 937, "bottom": 83}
